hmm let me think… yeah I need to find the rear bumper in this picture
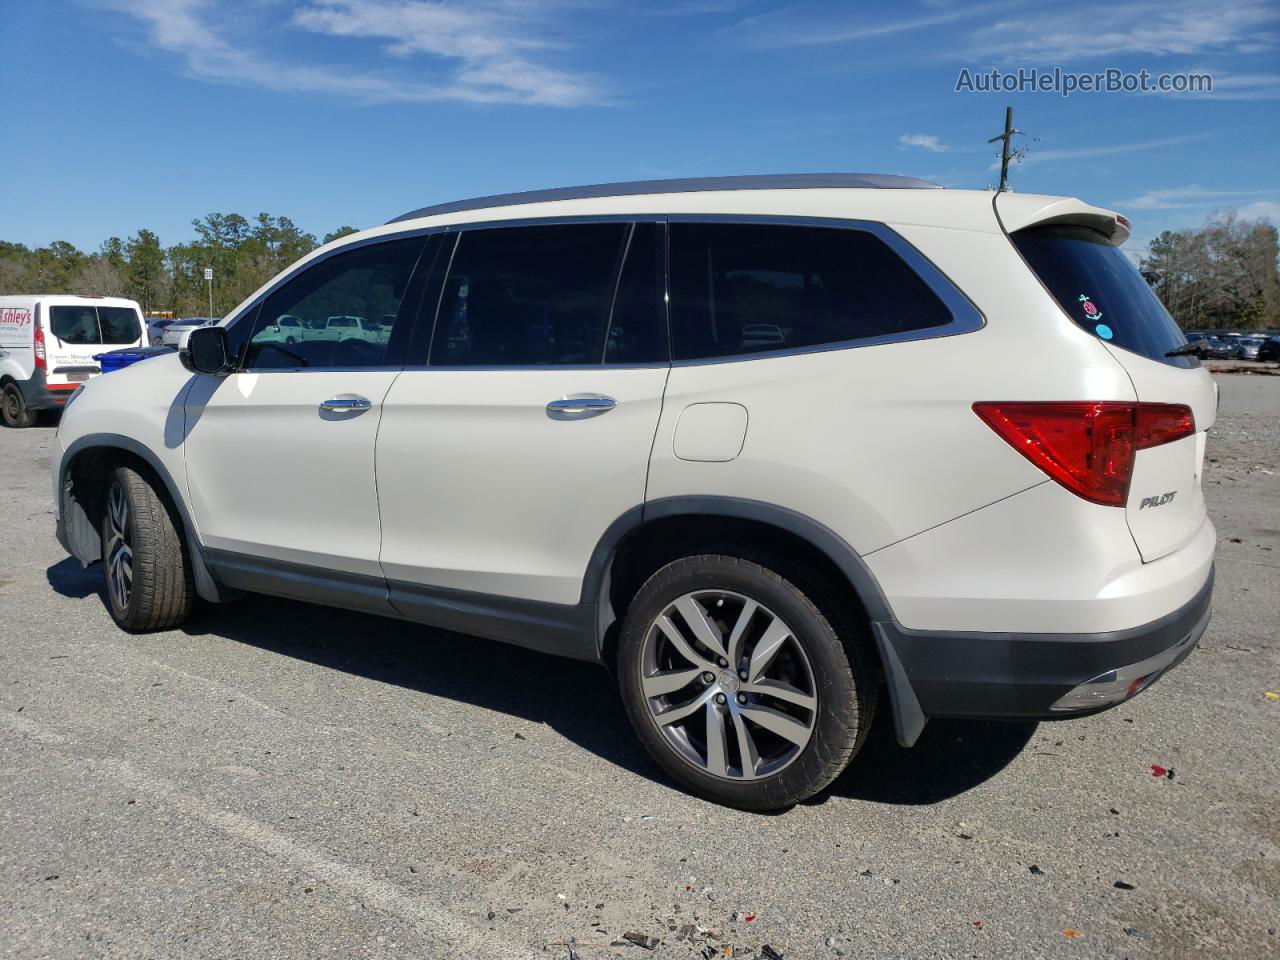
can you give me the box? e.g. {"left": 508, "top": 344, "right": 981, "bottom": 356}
{"left": 873, "top": 566, "right": 1213, "bottom": 745}
{"left": 16, "top": 369, "right": 79, "bottom": 410}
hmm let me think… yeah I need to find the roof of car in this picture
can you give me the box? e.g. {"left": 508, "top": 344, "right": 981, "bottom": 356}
{"left": 389, "top": 173, "right": 941, "bottom": 223}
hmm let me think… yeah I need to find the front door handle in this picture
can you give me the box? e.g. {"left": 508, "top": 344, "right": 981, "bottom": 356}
{"left": 546, "top": 394, "right": 617, "bottom": 420}
{"left": 320, "top": 394, "right": 372, "bottom": 413}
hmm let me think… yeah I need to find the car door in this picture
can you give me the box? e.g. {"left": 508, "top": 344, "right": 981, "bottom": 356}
{"left": 375, "top": 221, "right": 669, "bottom": 636}
{"left": 182, "top": 235, "right": 431, "bottom": 610}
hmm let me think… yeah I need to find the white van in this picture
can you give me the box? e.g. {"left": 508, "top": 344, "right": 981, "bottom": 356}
{"left": 0, "top": 295, "right": 145, "bottom": 427}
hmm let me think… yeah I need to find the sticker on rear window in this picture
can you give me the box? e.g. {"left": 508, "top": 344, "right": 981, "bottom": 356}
{"left": 1095, "top": 323, "right": 1113, "bottom": 340}
{"left": 1078, "top": 293, "right": 1103, "bottom": 321}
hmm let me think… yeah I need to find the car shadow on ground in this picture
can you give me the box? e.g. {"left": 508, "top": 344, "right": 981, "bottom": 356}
{"left": 47, "top": 556, "right": 1034, "bottom": 807}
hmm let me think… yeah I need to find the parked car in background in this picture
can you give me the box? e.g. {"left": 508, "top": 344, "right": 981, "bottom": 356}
{"left": 146, "top": 317, "right": 178, "bottom": 345}
{"left": 160, "top": 317, "right": 219, "bottom": 347}
{"left": 1202, "top": 337, "right": 1236, "bottom": 359}
{"left": 1257, "top": 337, "right": 1280, "bottom": 362}
{"left": 0, "top": 295, "right": 145, "bottom": 428}
{"left": 52, "top": 175, "right": 1216, "bottom": 810}
{"left": 1234, "top": 337, "right": 1264, "bottom": 360}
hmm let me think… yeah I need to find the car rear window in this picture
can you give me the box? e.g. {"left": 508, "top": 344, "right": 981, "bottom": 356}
{"left": 98, "top": 307, "right": 142, "bottom": 343}
{"left": 1011, "top": 225, "right": 1193, "bottom": 368}
{"left": 49, "top": 305, "right": 141, "bottom": 345}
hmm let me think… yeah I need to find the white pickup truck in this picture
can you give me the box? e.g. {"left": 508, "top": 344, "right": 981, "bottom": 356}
{"left": 251, "top": 314, "right": 389, "bottom": 348}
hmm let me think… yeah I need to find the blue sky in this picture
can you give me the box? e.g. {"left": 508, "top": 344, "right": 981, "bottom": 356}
{"left": 1, "top": 0, "right": 1277, "bottom": 256}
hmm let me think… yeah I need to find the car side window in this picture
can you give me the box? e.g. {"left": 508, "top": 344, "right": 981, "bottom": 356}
{"left": 240, "top": 237, "right": 426, "bottom": 370}
{"left": 429, "top": 222, "right": 638, "bottom": 366}
{"left": 668, "top": 222, "right": 952, "bottom": 361}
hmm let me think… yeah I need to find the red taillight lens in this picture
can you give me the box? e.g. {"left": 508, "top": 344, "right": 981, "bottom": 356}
{"left": 1135, "top": 403, "right": 1195, "bottom": 450}
{"left": 973, "top": 402, "right": 1195, "bottom": 507}
{"left": 33, "top": 317, "right": 47, "bottom": 371}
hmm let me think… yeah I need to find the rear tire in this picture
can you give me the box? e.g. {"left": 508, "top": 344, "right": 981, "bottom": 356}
{"left": 617, "top": 554, "right": 875, "bottom": 810}
{"left": 2, "top": 383, "right": 34, "bottom": 428}
{"left": 101, "top": 466, "right": 194, "bottom": 631}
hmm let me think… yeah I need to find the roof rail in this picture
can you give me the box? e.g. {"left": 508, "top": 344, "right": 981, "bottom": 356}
{"left": 388, "top": 173, "right": 941, "bottom": 224}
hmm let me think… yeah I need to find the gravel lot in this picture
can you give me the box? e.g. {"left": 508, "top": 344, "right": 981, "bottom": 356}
{"left": 1, "top": 375, "right": 1277, "bottom": 960}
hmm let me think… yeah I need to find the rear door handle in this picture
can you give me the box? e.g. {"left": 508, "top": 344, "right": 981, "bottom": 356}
{"left": 320, "top": 394, "right": 372, "bottom": 413}
{"left": 546, "top": 394, "right": 617, "bottom": 419}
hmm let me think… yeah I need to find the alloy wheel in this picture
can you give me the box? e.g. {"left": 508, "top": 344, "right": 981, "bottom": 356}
{"left": 106, "top": 481, "right": 133, "bottom": 611}
{"left": 640, "top": 590, "right": 818, "bottom": 780}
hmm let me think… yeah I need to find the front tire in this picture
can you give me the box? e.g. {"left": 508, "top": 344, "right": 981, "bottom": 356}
{"left": 101, "top": 466, "right": 194, "bottom": 631}
{"left": 617, "top": 554, "right": 875, "bottom": 810}
{"left": 2, "top": 383, "right": 34, "bottom": 428}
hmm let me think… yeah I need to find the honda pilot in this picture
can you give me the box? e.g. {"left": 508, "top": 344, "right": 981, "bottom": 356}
{"left": 52, "top": 175, "right": 1215, "bottom": 809}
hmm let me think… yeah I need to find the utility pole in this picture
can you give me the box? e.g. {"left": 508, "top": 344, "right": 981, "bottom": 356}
{"left": 987, "top": 106, "right": 1022, "bottom": 192}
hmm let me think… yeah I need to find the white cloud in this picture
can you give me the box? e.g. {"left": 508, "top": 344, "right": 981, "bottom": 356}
{"left": 729, "top": 0, "right": 1279, "bottom": 62}
{"left": 1114, "top": 185, "right": 1275, "bottom": 210}
{"left": 1191, "top": 71, "right": 1280, "bottom": 100}
{"left": 101, "top": 0, "right": 605, "bottom": 106}
{"left": 965, "top": 0, "right": 1279, "bottom": 61}
{"left": 991, "top": 132, "right": 1214, "bottom": 169}
{"left": 899, "top": 133, "right": 950, "bottom": 153}
{"left": 726, "top": 0, "right": 1016, "bottom": 49}
{"left": 1236, "top": 200, "right": 1280, "bottom": 224}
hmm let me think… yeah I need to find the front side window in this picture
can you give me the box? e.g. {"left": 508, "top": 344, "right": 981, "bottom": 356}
{"left": 240, "top": 237, "right": 425, "bottom": 370}
{"left": 429, "top": 223, "right": 635, "bottom": 366}
{"left": 668, "top": 222, "right": 952, "bottom": 361}
{"left": 49, "top": 305, "right": 142, "bottom": 345}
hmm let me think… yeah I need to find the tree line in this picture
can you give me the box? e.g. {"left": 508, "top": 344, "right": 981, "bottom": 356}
{"left": 0, "top": 213, "right": 359, "bottom": 317}
{"left": 2, "top": 209, "right": 1277, "bottom": 329}
{"left": 1140, "top": 212, "right": 1280, "bottom": 331}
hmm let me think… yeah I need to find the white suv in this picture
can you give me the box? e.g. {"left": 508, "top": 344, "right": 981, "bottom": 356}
{"left": 52, "top": 175, "right": 1216, "bottom": 810}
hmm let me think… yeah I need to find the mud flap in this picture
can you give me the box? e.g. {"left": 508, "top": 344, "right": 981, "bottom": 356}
{"left": 872, "top": 622, "right": 928, "bottom": 748}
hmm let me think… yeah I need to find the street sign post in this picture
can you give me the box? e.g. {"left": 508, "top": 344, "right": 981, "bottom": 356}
{"left": 203, "top": 268, "right": 214, "bottom": 320}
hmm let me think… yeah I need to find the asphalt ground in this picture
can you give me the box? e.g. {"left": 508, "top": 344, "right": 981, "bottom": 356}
{"left": 1, "top": 374, "right": 1277, "bottom": 960}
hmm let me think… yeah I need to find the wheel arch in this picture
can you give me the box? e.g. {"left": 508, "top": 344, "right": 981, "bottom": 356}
{"left": 588, "top": 496, "right": 895, "bottom": 653}
{"left": 587, "top": 496, "right": 927, "bottom": 747}
{"left": 57, "top": 434, "right": 228, "bottom": 602}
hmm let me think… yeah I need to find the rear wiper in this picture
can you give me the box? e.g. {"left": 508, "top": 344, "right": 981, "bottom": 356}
{"left": 1166, "top": 339, "right": 1210, "bottom": 358}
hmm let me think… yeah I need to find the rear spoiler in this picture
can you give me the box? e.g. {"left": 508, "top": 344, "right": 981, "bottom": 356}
{"left": 994, "top": 193, "right": 1131, "bottom": 246}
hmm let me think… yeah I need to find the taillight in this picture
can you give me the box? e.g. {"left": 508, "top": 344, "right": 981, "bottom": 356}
{"left": 1135, "top": 403, "right": 1195, "bottom": 450}
{"left": 33, "top": 315, "right": 47, "bottom": 371}
{"left": 973, "top": 402, "right": 1195, "bottom": 507}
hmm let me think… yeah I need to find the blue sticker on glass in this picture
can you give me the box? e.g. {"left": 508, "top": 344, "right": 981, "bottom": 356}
{"left": 1095, "top": 323, "right": 1113, "bottom": 340}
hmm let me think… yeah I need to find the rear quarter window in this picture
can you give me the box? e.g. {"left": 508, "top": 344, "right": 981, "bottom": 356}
{"left": 1011, "top": 225, "right": 1193, "bottom": 369}
{"left": 668, "top": 222, "right": 953, "bottom": 362}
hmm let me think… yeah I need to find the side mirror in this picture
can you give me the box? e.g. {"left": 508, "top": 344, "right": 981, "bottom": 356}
{"left": 180, "top": 325, "right": 234, "bottom": 376}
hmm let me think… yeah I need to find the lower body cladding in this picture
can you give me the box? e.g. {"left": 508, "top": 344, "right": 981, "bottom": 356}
{"left": 874, "top": 569, "right": 1213, "bottom": 747}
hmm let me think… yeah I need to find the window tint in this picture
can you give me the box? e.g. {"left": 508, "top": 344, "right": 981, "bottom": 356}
{"left": 430, "top": 223, "right": 630, "bottom": 366}
{"left": 668, "top": 222, "right": 952, "bottom": 361}
{"left": 49, "top": 305, "right": 142, "bottom": 345}
{"left": 606, "top": 223, "right": 668, "bottom": 364}
{"left": 1012, "top": 225, "right": 1193, "bottom": 369}
{"left": 50, "top": 306, "right": 101, "bottom": 344}
{"left": 98, "top": 307, "right": 142, "bottom": 344}
{"left": 242, "top": 237, "right": 424, "bottom": 370}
